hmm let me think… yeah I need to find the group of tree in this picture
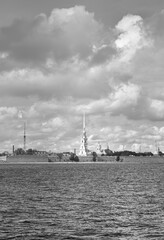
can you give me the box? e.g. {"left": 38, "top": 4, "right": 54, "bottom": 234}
{"left": 92, "top": 152, "right": 97, "bottom": 161}
{"left": 0, "top": 152, "right": 9, "bottom": 156}
{"left": 102, "top": 149, "right": 154, "bottom": 157}
{"left": 69, "top": 153, "right": 79, "bottom": 162}
{"left": 14, "top": 148, "right": 38, "bottom": 155}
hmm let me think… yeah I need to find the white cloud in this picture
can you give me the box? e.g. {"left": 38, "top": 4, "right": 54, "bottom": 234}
{"left": 0, "top": 7, "right": 164, "bottom": 152}
{"left": 0, "top": 106, "right": 17, "bottom": 120}
{"left": 148, "top": 99, "right": 164, "bottom": 120}
{"left": 110, "top": 83, "right": 141, "bottom": 112}
{"left": 115, "top": 14, "right": 152, "bottom": 61}
{"left": 42, "top": 117, "right": 65, "bottom": 129}
{"left": 0, "top": 6, "right": 103, "bottom": 67}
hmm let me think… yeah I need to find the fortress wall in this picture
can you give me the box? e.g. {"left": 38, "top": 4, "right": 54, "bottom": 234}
{"left": 79, "top": 156, "right": 93, "bottom": 162}
{"left": 97, "top": 156, "right": 116, "bottom": 162}
{"left": 2, "top": 154, "right": 164, "bottom": 163}
{"left": 5, "top": 155, "right": 48, "bottom": 163}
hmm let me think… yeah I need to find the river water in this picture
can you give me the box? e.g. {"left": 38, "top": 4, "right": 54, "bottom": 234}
{"left": 0, "top": 162, "right": 164, "bottom": 239}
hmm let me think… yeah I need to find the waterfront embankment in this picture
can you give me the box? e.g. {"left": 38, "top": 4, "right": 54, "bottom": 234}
{"left": 0, "top": 155, "right": 164, "bottom": 163}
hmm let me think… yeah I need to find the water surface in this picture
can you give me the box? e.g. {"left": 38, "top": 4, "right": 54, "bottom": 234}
{"left": 0, "top": 162, "right": 164, "bottom": 239}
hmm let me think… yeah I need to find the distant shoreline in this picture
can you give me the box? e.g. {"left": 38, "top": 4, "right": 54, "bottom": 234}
{"left": 0, "top": 155, "right": 164, "bottom": 164}
{"left": 1, "top": 160, "right": 164, "bottom": 164}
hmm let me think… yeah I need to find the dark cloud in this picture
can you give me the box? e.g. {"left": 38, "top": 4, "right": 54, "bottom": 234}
{"left": 0, "top": 6, "right": 104, "bottom": 67}
{"left": 0, "top": 17, "right": 52, "bottom": 66}
{"left": 90, "top": 45, "right": 116, "bottom": 66}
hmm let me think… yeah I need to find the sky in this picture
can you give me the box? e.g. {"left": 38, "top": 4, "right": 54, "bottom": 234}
{"left": 1, "top": 0, "right": 164, "bottom": 153}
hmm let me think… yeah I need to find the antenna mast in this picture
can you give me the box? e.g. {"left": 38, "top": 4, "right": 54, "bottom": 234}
{"left": 24, "top": 121, "right": 26, "bottom": 151}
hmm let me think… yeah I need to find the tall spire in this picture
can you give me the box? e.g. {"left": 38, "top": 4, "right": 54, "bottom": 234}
{"left": 79, "top": 112, "right": 88, "bottom": 156}
{"left": 83, "top": 111, "right": 85, "bottom": 130}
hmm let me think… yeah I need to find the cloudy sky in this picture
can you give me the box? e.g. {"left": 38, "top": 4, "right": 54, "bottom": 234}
{"left": 1, "top": 0, "right": 164, "bottom": 153}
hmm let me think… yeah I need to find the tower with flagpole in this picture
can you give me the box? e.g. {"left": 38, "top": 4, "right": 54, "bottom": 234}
{"left": 79, "top": 112, "right": 88, "bottom": 156}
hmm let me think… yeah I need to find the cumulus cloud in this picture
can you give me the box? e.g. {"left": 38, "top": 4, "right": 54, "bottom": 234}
{"left": 0, "top": 65, "right": 111, "bottom": 100}
{"left": 1, "top": 6, "right": 164, "bottom": 152}
{"left": 115, "top": 14, "right": 152, "bottom": 61}
{"left": 148, "top": 99, "right": 164, "bottom": 120}
{"left": 0, "top": 106, "right": 17, "bottom": 121}
{"left": 90, "top": 44, "right": 116, "bottom": 66}
{"left": 0, "top": 6, "right": 104, "bottom": 67}
{"left": 110, "top": 83, "right": 141, "bottom": 110}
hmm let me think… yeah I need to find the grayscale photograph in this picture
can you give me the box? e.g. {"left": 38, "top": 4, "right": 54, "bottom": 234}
{"left": 0, "top": 0, "right": 164, "bottom": 239}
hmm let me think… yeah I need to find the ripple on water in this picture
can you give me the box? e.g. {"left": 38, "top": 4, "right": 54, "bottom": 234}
{"left": 0, "top": 162, "right": 164, "bottom": 239}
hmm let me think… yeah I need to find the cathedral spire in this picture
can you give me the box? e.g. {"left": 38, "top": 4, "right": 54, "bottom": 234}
{"left": 83, "top": 111, "right": 86, "bottom": 130}
{"left": 79, "top": 112, "right": 88, "bottom": 156}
